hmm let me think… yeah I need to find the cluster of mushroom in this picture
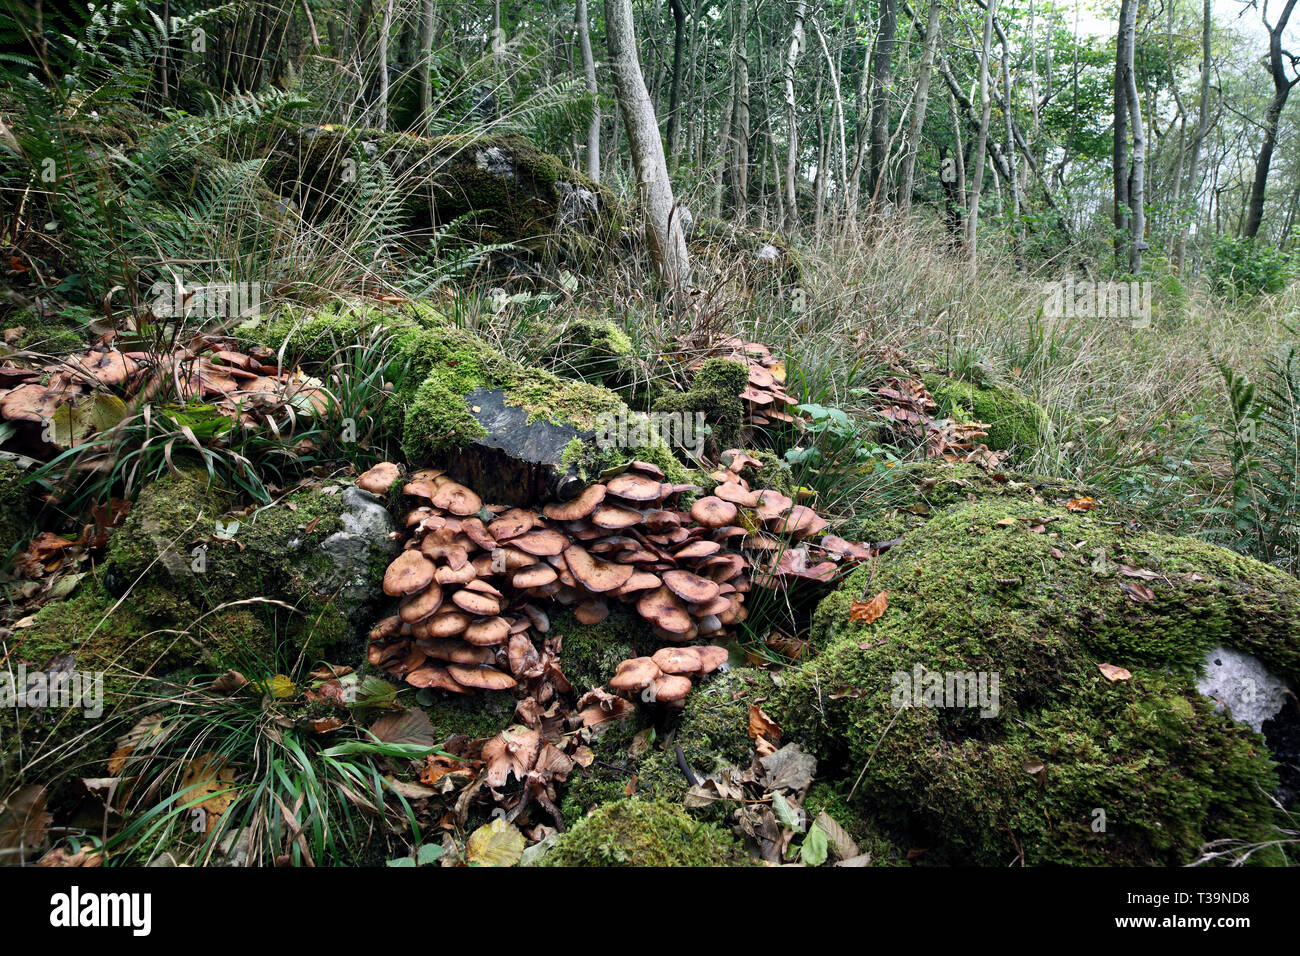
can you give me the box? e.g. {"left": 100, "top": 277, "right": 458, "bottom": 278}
{"left": 694, "top": 336, "right": 801, "bottom": 427}
{"left": 874, "top": 375, "right": 999, "bottom": 466}
{"left": 366, "top": 463, "right": 568, "bottom": 699}
{"left": 0, "top": 336, "right": 330, "bottom": 447}
{"left": 607, "top": 644, "right": 730, "bottom": 709}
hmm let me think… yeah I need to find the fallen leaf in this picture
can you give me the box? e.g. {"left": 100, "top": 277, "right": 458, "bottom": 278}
{"left": 466, "top": 818, "right": 525, "bottom": 867}
{"left": 178, "top": 754, "right": 237, "bottom": 833}
{"left": 369, "top": 708, "right": 436, "bottom": 748}
{"left": 1098, "top": 663, "right": 1132, "bottom": 682}
{"left": 747, "top": 704, "right": 782, "bottom": 742}
{"left": 1066, "top": 497, "right": 1096, "bottom": 511}
{"left": 1120, "top": 581, "right": 1155, "bottom": 602}
{"left": 849, "top": 590, "right": 889, "bottom": 624}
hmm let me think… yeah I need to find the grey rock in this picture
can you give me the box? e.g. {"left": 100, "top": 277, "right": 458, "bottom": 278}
{"left": 1196, "top": 645, "right": 1289, "bottom": 732}
{"left": 316, "top": 486, "right": 398, "bottom": 621}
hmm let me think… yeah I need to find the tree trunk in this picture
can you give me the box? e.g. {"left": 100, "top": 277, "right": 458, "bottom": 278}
{"left": 603, "top": 0, "right": 691, "bottom": 287}
{"left": 1175, "top": 0, "right": 1212, "bottom": 273}
{"left": 966, "top": 0, "right": 997, "bottom": 264}
{"left": 1243, "top": 0, "right": 1299, "bottom": 238}
{"left": 418, "top": 0, "right": 435, "bottom": 123}
{"left": 666, "top": 0, "right": 687, "bottom": 166}
{"left": 731, "top": 0, "right": 751, "bottom": 220}
{"left": 576, "top": 0, "right": 601, "bottom": 182}
{"left": 897, "top": 0, "right": 940, "bottom": 215}
{"left": 1113, "top": 0, "right": 1133, "bottom": 268}
{"left": 867, "top": 0, "right": 897, "bottom": 204}
{"left": 783, "top": 0, "right": 809, "bottom": 231}
{"left": 376, "top": 0, "right": 394, "bottom": 129}
{"left": 1119, "top": 0, "right": 1145, "bottom": 271}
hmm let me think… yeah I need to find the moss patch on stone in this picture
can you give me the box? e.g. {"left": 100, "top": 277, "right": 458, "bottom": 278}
{"left": 771, "top": 496, "right": 1299, "bottom": 865}
{"left": 923, "top": 373, "right": 1049, "bottom": 454}
{"left": 542, "top": 798, "right": 742, "bottom": 866}
{"left": 654, "top": 358, "right": 748, "bottom": 457}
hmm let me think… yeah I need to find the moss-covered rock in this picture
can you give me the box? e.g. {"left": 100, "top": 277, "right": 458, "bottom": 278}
{"left": 771, "top": 496, "right": 1300, "bottom": 865}
{"left": 104, "top": 469, "right": 357, "bottom": 659}
{"left": 8, "top": 306, "right": 86, "bottom": 355}
{"left": 923, "top": 374, "right": 1049, "bottom": 454}
{"left": 261, "top": 126, "right": 620, "bottom": 265}
{"left": 689, "top": 219, "right": 802, "bottom": 287}
{"left": 542, "top": 798, "right": 742, "bottom": 866}
{"left": 653, "top": 358, "right": 748, "bottom": 457}
{"left": 839, "top": 459, "right": 1096, "bottom": 544}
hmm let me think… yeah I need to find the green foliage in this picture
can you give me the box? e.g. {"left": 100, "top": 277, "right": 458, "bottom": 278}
{"left": 541, "top": 799, "right": 742, "bottom": 867}
{"left": 1208, "top": 237, "right": 1296, "bottom": 297}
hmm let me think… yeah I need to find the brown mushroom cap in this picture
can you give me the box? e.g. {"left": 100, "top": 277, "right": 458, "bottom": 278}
{"left": 628, "top": 460, "right": 666, "bottom": 479}
{"left": 521, "top": 603, "right": 550, "bottom": 633}
{"left": 405, "top": 665, "right": 470, "bottom": 693}
{"left": 609, "top": 657, "right": 662, "bottom": 692}
{"left": 460, "top": 517, "right": 497, "bottom": 550}
{"left": 574, "top": 599, "right": 609, "bottom": 625}
{"left": 511, "top": 528, "right": 568, "bottom": 556}
{"left": 754, "top": 489, "right": 795, "bottom": 521}
{"left": 383, "top": 550, "right": 436, "bottom": 597}
{"left": 564, "top": 543, "right": 636, "bottom": 593}
{"left": 690, "top": 496, "right": 739, "bottom": 528}
{"left": 487, "top": 508, "right": 535, "bottom": 541}
{"left": 513, "top": 563, "right": 559, "bottom": 589}
{"left": 690, "top": 594, "right": 733, "bottom": 617}
{"left": 402, "top": 478, "right": 439, "bottom": 500}
{"left": 1, "top": 383, "right": 67, "bottom": 424}
{"left": 695, "top": 645, "right": 730, "bottom": 673}
{"left": 542, "top": 483, "right": 606, "bottom": 521}
{"left": 662, "top": 570, "right": 721, "bottom": 604}
{"left": 451, "top": 588, "right": 501, "bottom": 616}
{"left": 419, "top": 639, "right": 495, "bottom": 665}
{"left": 651, "top": 646, "right": 703, "bottom": 674}
{"left": 673, "top": 540, "right": 721, "bottom": 560}
{"left": 424, "top": 611, "right": 472, "bottom": 638}
{"left": 614, "top": 571, "right": 662, "bottom": 597}
{"left": 636, "top": 585, "right": 693, "bottom": 634}
{"left": 464, "top": 617, "right": 510, "bottom": 646}
{"left": 431, "top": 480, "right": 483, "bottom": 516}
{"left": 772, "top": 504, "right": 827, "bottom": 537}
{"left": 398, "top": 582, "right": 444, "bottom": 623}
{"left": 435, "top": 563, "right": 479, "bottom": 585}
{"left": 446, "top": 664, "right": 517, "bottom": 691}
{"left": 713, "top": 481, "right": 761, "bottom": 507}
{"left": 590, "top": 504, "right": 643, "bottom": 529}
{"left": 369, "top": 615, "right": 403, "bottom": 642}
{"left": 605, "top": 472, "right": 664, "bottom": 502}
{"left": 650, "top": 674, "right": 693, "bottom": 704}
{"left": 507, "top": 633, "right": 540, "bottom": 676}
{"left": 357, "top": 461, "right": 401, "bottom": 495}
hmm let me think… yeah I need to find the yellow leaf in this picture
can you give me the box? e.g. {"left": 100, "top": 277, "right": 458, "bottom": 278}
{"left": 254, "top": 674, "right": 295, "bottom": 699}
{"left": 769, "top": 360, "right": 786, "bottom": 383}
{"left": 179, "top": 754, "right": 237, "bottom": 833}
{"left": 466, "top": 818, "right": 525, "bottom": 867}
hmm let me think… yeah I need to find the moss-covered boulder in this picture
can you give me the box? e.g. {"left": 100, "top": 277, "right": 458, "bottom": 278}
{"left": 104, "top": 469, "right": 372, "bottom": 660}
{"left": 260, "top": 126, "right": 620, "bottom": 265}
{"left": 923, "top": 374, "right": 1049, "bottom": 455}
{"left": 541, "top": 799, "right": 742, "bottom": 866}
{"left": 653, "top": 358, "right": 748, "bottom": 458}
{"left": 251, "top": 299, "right": 638, "bottom": 503}
{"left": 771, "top": 496, "right": 1300, "bottom": 865}
{"left": 839, "top": 459, "right": 1096, "bottom": 544}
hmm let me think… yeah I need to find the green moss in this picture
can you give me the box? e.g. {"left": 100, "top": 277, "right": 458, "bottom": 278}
{"left": 105, "top": 471, "right": 352, "bottom": 658}
{"left": 560, "top": 663, "right": 768, "bottom": 824}
{"left": 10, "top": 307, "right": 86, "bottom": 355}
{"left": 803, "top": 782, "right": 904, "bottom": 864}
{"left": 923, "top": 374, "right": 1049, "bottom": 454}
{"left": 654, "top": 361, "right": 747, "bottom": 458}
{"left": 542, "top": 799, "right": 742, "bottom": 866}
{"left": 417, "top": 685, "right": 517, "bottom": 742}
{"left": 0, "top": 460, "right": 35, "bottom": 558}
{"left": 771, "top": 496, "right": 1299, "bottom": 865}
